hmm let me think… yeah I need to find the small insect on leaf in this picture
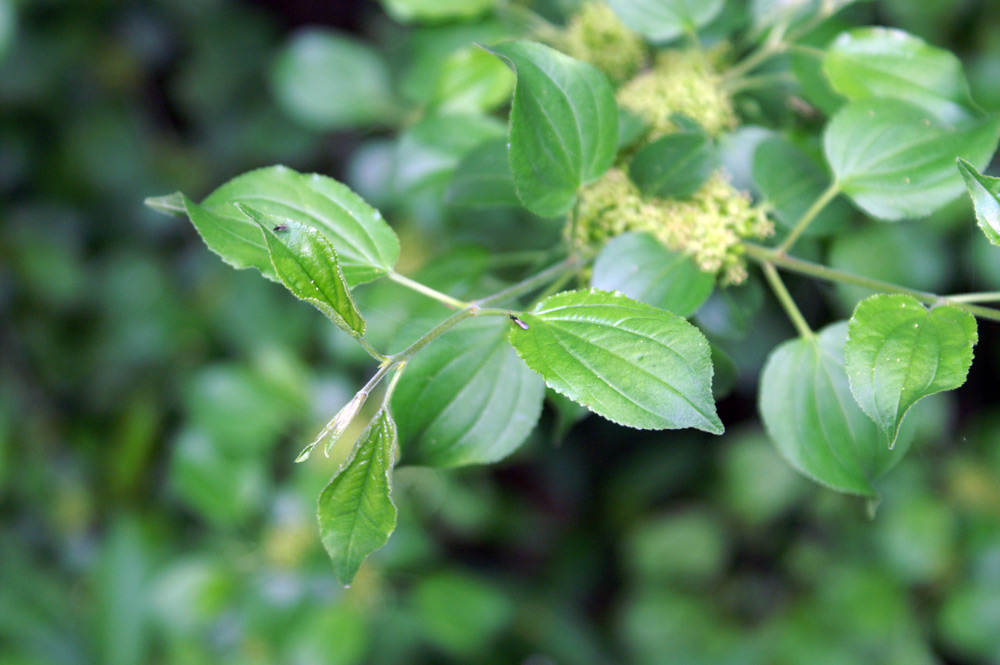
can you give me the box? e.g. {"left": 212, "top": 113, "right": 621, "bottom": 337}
{"left": 273, "top": 224, "right": 289, "bottom": 232}
{"left": 509, "top": 314, "right": 529, "bottom": 330}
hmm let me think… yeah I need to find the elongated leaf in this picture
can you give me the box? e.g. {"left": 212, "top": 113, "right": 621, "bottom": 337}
{"left": 445, "top": 138, "right": 520, "bottom": 208}
{"left": 393, "top": 317, "right": 545, "bottom": 467}
{"left": 629, "top": 132, "right": 716, "bottom": 199}
{"left": 148, "top": 166, "right": 399, "bottom": 287}
{"left": 235, "top": 205, "right": 365, "bottom": 337}
{"left": 271, "top": 29, "right": 398, "bottom": 131}
{"left": 752, "top": 137, "right": 851, "bottom": 236}
{"left": 824, "top": 27, "right": 977, "bottom": 123}
{"left": 609, "top": 0, "right": 725, "bottom": 42}
{"left": 509, "top": 289, "right": 723, "bottom": 434}
{"left": 845, "top": 295, "right": 976, "bottom": 445}
{"left": 380, "top": 0, "right": 494, "bottom": 23}
{"left": 759, "top": 322, "right": 911, "bottom": 496}
{"left": 591, "top": 232, "right": 714, "bottom": 317}
{"left": 957, "top": 158, "right": 1000, "bottom": 246}
{"left": 824, "top": 99, "right": 1000, "bottom": 220}
{"left": 318, "top": 409, "right": 398, "bottom": 585}
{"left": 485, "top": 41, "right": 617, "bottom": 217}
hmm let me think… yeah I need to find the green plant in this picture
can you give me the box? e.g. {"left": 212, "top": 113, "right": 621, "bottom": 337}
{"left": 147, "top": 0, "right": 1000, "bottom": 585}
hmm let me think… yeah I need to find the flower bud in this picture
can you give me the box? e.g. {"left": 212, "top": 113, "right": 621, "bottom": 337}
{"left": 294, "top": 389, "right": 368, "bottom": 462}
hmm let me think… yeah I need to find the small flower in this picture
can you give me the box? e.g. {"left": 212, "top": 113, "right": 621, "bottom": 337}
{"left": 571, "top": 169, "right": 773, "bottom": 285}
{"left": 561, "top": 3, "right": 646, "bottom": 84}
{"left": 617, "top": 47, "right": 737, "bottom": 139}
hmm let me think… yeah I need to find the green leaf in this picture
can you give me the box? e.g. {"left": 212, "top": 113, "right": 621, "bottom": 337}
{"left": 393, "top": 317, "right": 545, "bottom": 467}
{"left": 317, "top": 409, "right": 398, "bottom": 586}
{"left": 0, "top": 0, "right": 14, "bottom": 63}
{"left": 379, "top": 0, "right": 494, "bottom": 23}
{"left": 824, "top": 27, "right": 978, "bottom": 123}
{"left": 149, "top": 166, "right": 399, "bottom": 287}
{"left": 234, "top": 205, "right": 365, "bottom": 338}
{"left": 759, "top": 322, "right": 911, "bottom": 496}
{"left": 629, "top": 132, "right": 716, "bottom": 199}
{"left": 845, "top": 294, "right": 977, "bottom": 445}
{"left": 619, "top": 107, "right": 650, "bottom": 151}
{"left": 412, "top": 572, "right": 516, "bottom": 657}
{"left": 824, "top": 99, "right": 1000, "bottom": 220}
{"left": 445, "top": 138, "right": 521, "bottom": 209}
{"left": 433, "top": 46, "right": 515, "bottom": 114}
{"left": 957, "top": 158, "right": 1000, "bottom": 246}
{"left": 509, "top": 289, "right": 723, "bottom": 434}
{"left": 590, "top": 232, "right": 714, "bottom": 317}
{"left": 750, "top": 0, "right": 812, "bottom": 29}
{"left": 392, "top": 113, "right": 506, "bottom": 197}
{"left": 753, "top": 137, "right": 851, "bottom": 236}
{"left": 485, "top": 40, "right": 618, "bottom": 217}
{"left": 609, "top": 0, "right": 725, "bottom": 42}
{"left": 271, "top": 29, "right": 398, "bottom": 131}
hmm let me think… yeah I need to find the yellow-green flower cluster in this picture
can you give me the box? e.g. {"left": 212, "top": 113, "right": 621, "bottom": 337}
{"left": 617, "top": 48, "right": 737, "bottom": 138}
{"left": 570, "top": 169, "right": 773, "bottom": 285}
{"left": 561, "top": 3, "right": 646, "bottom": 84}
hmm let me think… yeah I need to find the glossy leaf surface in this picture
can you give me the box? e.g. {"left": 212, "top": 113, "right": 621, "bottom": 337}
{"left": 845, "top": 295, "right": 976, "bottom": 445}
{"left": 485, "top": 40, "right": 617, "bottom": 217}
{"left": 760, "top": 322, "right": 910, "bottom": 496}
{"left": 157, "top": 166, "right": 399, "bottom": 287}
{"left": 591, "top": 232, "right": 714, "bottom": 317}
{"left": 509, "top": 289, "right": 723, "bottom": 434}
{"left": 318, "top": 409, "right": 398, "bottom": 585}
{"left": 824, "top": 27, "right": 977, "bottom": 123}
{"left": 393, "top": 317, "right": 545, "bottom": 468}
{"left": 235, "top": 205, "right": 365, "bottom": 338}
{"left": 824, "top": 99, "right": 1000, "bottom": 220}
{"left": 957, "top": 158, "right": 1000, "bottom": 246}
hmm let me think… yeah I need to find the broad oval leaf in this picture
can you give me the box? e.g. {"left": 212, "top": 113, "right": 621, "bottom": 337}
{"left": 318, "top": 409, "right": 398, "bottom": 586}
{"left": 824, "top": 99, "right": 1000, "bottom": 220}
{"left": 271, "top": 29, "right": 397, "bottom": 131}
{"left": 752, "top": 136, "right": 852, "bottom": 237}
{"left": 235, "top": 205, "right": 365, "bottom": 338}
{"left": 154, "top": 166, "right": 399, "bottom": 287}
{"left": 485, "top": 40, "right": 617, "bottom": 217}
{"left": 629, "top": 132, "right": 716, "bottom": 199}
{"left": 393, "top": 317, "right": 545, "bottom": 468}
{"left": 509, "top": 289, "right": 723, "bottom": 434}
{"left": 759, "top": 322, "right": 911, "bottom": 497}
{"left": 609, "top": 0, "right": 725, "bottom": 43}
{"left": 957, "top": 158, "right": 1000, "bottom": 246}
{"left": 591, "top": 232, "right": 714, "bottom": 317}
{"left": 845, "top": 294, "right": 977, "bottom": 446}
{"left": 445, "top": 138, "right": 520, "bottom": 208}
{"left": 824, "top": 27, "right": 978, "bottom": 124}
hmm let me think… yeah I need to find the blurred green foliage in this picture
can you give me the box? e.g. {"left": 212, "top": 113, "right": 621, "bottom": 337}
{"left": 4, "top": 0, "right": 1000, "bottom": 664}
